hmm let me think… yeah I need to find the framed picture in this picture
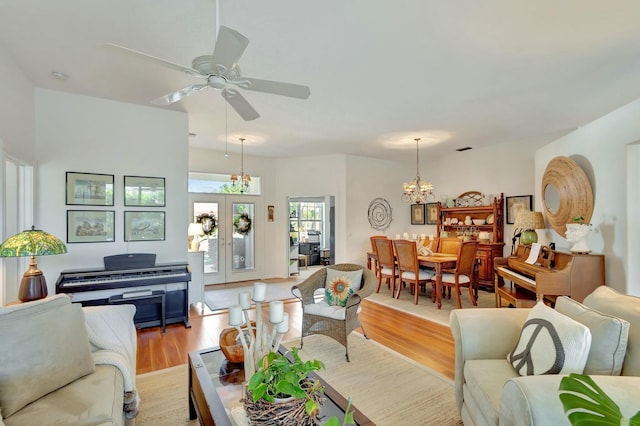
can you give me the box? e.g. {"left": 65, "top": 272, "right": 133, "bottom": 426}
{"left": 66, "top": 172, "right": 114, "bottom": 206}
{"left": 425, "top": 202, "right": 438, "bottom": 225}
{"left": 124, "top": 211, "right": 165, "bottom": 241}
{"left": 267, "top": 205, "right": 274, "bottom": 222}
{"left": 124, "top": 175, "right": 165, "bottom": 207}
{"left": 506, "top": 195, "right": 533, "bottom": 224}
{"left": 411, "top": 204, "right": 426, "bottom": 225}
{"left": 67, "top": 210, "right": 115, "bottom": 243}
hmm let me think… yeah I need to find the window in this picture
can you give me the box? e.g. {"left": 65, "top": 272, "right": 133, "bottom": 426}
{"left": 188, "top": 172, "right": 261, "bottom": 195}
{"left": 289, "top": 201, "right": 324, "bottom": 241}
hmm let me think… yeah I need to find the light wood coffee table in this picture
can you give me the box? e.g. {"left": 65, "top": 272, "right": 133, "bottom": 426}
{"left": 188, "top": 346, "right": 373, "bottom": 425}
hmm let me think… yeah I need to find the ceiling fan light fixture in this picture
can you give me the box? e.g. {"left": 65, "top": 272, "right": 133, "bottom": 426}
{"left": 208, "top": 75, "right": 227, "bottom": 90}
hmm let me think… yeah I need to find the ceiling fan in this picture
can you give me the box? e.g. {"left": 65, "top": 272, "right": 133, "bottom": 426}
{"left": 106, "top": 26, "right": 310, "bottom": 121}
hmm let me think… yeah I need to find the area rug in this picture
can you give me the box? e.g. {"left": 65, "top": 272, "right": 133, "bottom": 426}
{"left": 135, "top": 365, "right": 198, "bottom": 425}
{"left": 204, "top": 281, "right": 299, "bottom": 311}
{"left": 204, "top": 280, "right": 323, "bottom": 312}
{"left": 135, "top": 333, "right": 462, "bottom": 425}
{"left": 285, "top": 333, "right": 463, "bottom": 425}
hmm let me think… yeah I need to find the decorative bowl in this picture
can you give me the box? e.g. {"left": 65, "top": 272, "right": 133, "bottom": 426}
{"left": 472, "top": 219, "right": 486, "bottom": 225}
{"left": 219, "top": 322, "right": 256, "bottom": 363}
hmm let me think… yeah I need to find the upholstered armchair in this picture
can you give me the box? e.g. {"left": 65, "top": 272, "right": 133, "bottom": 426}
{"left": 292, "top": 263, "right": 376, "bottom": 361}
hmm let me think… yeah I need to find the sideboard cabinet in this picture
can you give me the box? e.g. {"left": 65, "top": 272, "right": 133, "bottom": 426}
{"left": 437, "top": 192, "right": 505, "bottom": 290}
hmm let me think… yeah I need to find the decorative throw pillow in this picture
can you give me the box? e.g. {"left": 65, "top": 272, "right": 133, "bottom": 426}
{"left": 583, "top": 286, "right": 640, "bottom": 376}
{"left": 508, "top": 301, "right": 591, "bottom": 376}
{"left": 324, "top": 268, "right": 363, "bottom": 307}
{"left": 555, "top": 296, "right": 629, "bottom": 375}
{"left": 0, "top": 295, "right": 95, "bottom": 417}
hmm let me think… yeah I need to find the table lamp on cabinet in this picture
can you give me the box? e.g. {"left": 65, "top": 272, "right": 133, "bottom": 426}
{"left": 0, "top": 226, "right": 67, "bottom": 302}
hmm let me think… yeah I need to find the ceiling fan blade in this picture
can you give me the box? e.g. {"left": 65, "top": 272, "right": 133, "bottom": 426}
{"left": 241, "top": 77, "right": 310, "bottom": 99}
{"left": 222, "top": 88, "right": 260, "bottom": 121}
{"left": 211, "top": 26, "right": 250, "bottom": 72}
{"left": 151, "top": 84, "right": 208, "bottom": 105}
{"left": 104, "top": 43, "right": 205, "bottom": 78}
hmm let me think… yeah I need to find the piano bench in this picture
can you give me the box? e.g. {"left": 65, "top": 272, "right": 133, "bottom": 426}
{"left": 496, "top": 286, "right": 537, "bottom": 308}
{"left": 109, "top": 290, "right": 166, "bottom": 332}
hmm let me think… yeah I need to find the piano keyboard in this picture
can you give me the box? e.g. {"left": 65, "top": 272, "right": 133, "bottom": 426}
{"left": 61, "top": 271, "right": 185, "bottom": 287}
{"left": 496, "top": 267, "right": 536, "bottom": 287}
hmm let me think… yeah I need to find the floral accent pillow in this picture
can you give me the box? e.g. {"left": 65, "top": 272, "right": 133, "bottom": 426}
{"left": 324, "top": 268, "right": 363, "bottom": 307}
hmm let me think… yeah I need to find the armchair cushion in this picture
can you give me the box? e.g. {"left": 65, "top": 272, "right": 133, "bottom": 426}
{"left": 555, "top": 296, "right": 629, "bottom": 375}
{"left": 508, "top": 302, "right": 591, "bottom": 376}
{"left": 324, "top": 268, "right": 362, "bottom": 307}
{"left": 0, "top": 295, "right": 95, "bottom": 417}
{"left": 304, "top": 300, "right": 362, "bottom": 320}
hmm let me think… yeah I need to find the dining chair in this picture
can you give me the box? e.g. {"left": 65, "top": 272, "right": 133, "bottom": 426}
{"left": 373, "top": 237, "right": 398, "bottom": 295}
{"left": 368, "top": 235, "right": 387, "bottom": 276}
{"left": 441, "top": 240, "right": 479, "bottom": 309}
{"left": 393, "top": 239, "right": 435, "bottom": 304}
{"left": 437, "top": 237, "right": 462, "bottom": 254}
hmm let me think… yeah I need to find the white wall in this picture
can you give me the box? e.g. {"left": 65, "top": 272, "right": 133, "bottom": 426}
{"left": 536, "top": 98, "right": 640, "bottom": 295}
{"left": 0, "top": 44, "right": 35, "bottom": 163}
{"left": 34, "top": 89, "right": 189, "bottom": 295}
{"left": 0, "top": 45, "right": 35, "bottom": 303}
{"left": 188, "top": 142, "right": 537, "bottom": 280}
{"left": 274, "top": 154, "right": 347, "bottom": 274}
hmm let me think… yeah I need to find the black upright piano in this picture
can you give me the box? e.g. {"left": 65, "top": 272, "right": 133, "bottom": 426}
{"left": 56, "top": 253, "right": 191, "bottom": 329}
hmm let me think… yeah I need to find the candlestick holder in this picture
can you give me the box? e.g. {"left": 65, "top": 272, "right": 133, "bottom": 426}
{"left": 228, "top": 283, "right": 289, "bottom": 379}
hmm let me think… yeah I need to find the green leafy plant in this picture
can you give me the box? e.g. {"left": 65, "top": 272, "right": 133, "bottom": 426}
{"left": 572, "top": 215, "right": 585, "bottom": 223}
{"left": 247, "top": 348, "right": 324, "bottom": 416}
{"left": 559, "top": 373, "right": 640, "bottom": 425}
{"left": 324, "top": 397, "right": 356, "bottom": 426}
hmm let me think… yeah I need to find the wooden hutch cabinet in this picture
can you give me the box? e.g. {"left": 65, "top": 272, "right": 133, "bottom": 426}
{"left": 436, "top": 192, "right": 505, "bottom": 290}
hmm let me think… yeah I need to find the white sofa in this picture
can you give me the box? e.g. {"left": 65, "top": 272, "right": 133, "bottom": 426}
{"left": 0, "top": 294, "right": 138, "bottom": 425}
{"left": 450, "top": 286, "right": 640, "bottom": 426}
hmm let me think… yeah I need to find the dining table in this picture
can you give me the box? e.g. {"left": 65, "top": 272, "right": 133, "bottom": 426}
{"left": 417, "top": 253, "right": 458, "bottom": 309}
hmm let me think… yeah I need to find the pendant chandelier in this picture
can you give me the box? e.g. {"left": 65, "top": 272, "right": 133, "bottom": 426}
{"left": 230, "top": 137, "right": 251, "bottom": 193}
{"left": 401, "top": 137, "right": 434, "bottom": 204}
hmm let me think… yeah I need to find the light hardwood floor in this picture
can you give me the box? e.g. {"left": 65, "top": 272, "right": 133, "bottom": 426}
{"left": 136, "top": 287, "right": 455, "bottom": 379}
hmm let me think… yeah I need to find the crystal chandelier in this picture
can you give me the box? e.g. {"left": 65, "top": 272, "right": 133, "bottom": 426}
{"left": 230, "top": 137, "right": 251, "bottom": 193}
{"left": 401, "top": 137, "right": 434, "bottom": 204}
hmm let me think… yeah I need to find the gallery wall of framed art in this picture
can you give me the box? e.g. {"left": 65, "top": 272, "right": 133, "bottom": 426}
{"left": 65, "top": 172, "right": 166, "bottom": 243}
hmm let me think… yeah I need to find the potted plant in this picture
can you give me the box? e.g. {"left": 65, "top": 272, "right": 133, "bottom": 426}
{"left": 245, "top": 348, "right": 325, "bottom": 425}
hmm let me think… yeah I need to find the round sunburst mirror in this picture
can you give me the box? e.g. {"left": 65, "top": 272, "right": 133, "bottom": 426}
{"left": 541, "top": 156, "right": 594, "bottom": 236}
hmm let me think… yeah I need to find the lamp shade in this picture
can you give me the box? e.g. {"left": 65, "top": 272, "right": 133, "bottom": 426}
{"left": 0, "top": 227, "right": 67, "bottom": 257}
{"left": 513, "top": 211, "right": 545, "bottom": 230}
{"left": 187, "top": 223, "right": 205, "bottom": 237}
{"left": 0, "top": 226, "right": 66, "bottom": 302}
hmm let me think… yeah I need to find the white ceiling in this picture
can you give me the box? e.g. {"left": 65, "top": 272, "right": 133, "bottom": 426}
{"left": 2, "top": 0, "right": 640, "bottom": 162}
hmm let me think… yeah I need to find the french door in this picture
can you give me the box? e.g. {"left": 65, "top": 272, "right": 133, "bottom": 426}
{"left": 190, "top": 194, "right": 261, "bottom": 285}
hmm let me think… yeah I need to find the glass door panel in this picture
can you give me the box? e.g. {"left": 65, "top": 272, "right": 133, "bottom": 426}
{"left": 232, "top": 202, "right": 255, "bottom": 271}
{"left": 193, "top": 202, "right": 220, "bottom": 275}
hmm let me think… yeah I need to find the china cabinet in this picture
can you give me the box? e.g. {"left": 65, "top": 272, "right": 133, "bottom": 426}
{"left": 437, "top": 192, "right": 505, "bottom": 289}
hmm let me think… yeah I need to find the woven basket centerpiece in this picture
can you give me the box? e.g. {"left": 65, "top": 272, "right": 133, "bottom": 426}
{"left": 243, "top": 379, "right": 322, "bottom": 426}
